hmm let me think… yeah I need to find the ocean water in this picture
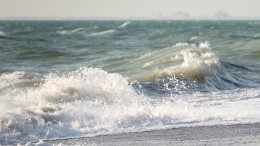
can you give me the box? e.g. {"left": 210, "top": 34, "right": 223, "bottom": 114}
{"left": 0, "top": 20, "right": 260, "bottom": 145}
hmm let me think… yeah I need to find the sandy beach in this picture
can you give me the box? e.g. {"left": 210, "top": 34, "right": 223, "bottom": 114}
{"left": 37, "top": 123, "right": 260, "bottom": 145}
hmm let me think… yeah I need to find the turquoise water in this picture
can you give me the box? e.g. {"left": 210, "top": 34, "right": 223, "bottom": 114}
{"left": 0, "top": 20, "right": 260, "bottom": 144}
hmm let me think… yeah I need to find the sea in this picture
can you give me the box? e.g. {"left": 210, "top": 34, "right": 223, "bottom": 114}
{"left": 0, "top": 20, "right": 260, "bottom": 145}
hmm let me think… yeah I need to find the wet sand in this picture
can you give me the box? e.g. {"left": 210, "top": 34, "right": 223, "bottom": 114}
{"left": 40, "top": 123, "right": 260, "bottom": 145}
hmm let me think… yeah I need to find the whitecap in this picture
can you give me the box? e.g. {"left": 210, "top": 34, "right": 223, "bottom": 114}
{"left": 56, "top": 30, "right": 69, "bottom": 35}
{"left": 190, "top": 36, "right": 198, "bottom": 40}
{"left": 88, "top": 29, "right": 116, "bottom": 36}
{"left": 56, "top": 28, "right": 86, "bottom": 35}
{"left": 70, "top": 28, "right": 86, "bottom": 33}
{"left": 129, "top": 42, "right": 220, "bottom": 83}
{"left": 119, "top": 21, "right": 131, "bottom": 28}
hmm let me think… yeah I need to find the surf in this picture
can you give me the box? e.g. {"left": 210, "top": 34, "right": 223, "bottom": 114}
{"left": 122, "top": 42, "right": 260, "bottom": 93}
{"left": 1, "top": 20, "right": 260, "bottom": 145}
{"left": 1, "top": 65, "right": 260, "bottom": 145}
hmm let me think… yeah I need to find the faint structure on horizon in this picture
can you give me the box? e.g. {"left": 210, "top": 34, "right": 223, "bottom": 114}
{"left": 214, "top": 10, "right": 229, "bottom": 19}
{"left": 172, "top": 11, "right": 189, "bottom": 20}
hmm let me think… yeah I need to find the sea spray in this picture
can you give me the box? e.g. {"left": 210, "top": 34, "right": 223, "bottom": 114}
{"left": 1, "top": 20, "right": 260, "bottom": 145}
{"left": 1, "top": 67, "right": 260, "bottom": 144}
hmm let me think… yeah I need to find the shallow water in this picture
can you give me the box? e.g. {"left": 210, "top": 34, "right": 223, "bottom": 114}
{"left": 0, "top": 20, "right": 260, "bottom": 145}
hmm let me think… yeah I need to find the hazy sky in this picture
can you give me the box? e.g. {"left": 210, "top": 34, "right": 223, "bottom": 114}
{"left": 0, "top": 0, "right": 260, "bottom": 18}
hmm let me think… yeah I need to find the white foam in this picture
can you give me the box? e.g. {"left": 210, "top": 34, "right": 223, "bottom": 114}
{"left": 1, "top": 67, "right": 260, "bottom": 144}
{"left": 0, "top": 67, "right": 139, "bottom": 142}
{"left": 35, "top": 67, "right": 136, "bottom": 103}
{"left": 88, "top": 29, "right": 116, "bottom": 36}
{"left": 56, "top": 30, "right": 68, "bottom": 35}
{"left": 119, "top": 21, "right": 131, "bottom": 28}
{"left": 175, "top": 42, "right": 189, "bottom": 47}
{"left": 178, "top": 42, "right": 220, "bottom": 77}
{"left": 0, "top": 71, "right": 38, "bottom": 90}
{"left": 56, "top": 28, "right": 86, "bottom": 35}
{"left": 190, "top": 36, "right": 198, "bottom": 40}
{"left": 70, "top": 28, "right": 86, "bottom": 33}
{"left": 129, "top": 42, "right": 220, "bottom": 82}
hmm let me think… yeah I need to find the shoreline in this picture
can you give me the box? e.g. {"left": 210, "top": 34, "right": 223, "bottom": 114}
{"left": 39, "top": 123, "right": 260, "bottom": 145}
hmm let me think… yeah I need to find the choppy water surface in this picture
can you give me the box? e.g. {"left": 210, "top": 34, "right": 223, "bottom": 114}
{"left": 0, "top": 20, "right": 260, "bottom": 145}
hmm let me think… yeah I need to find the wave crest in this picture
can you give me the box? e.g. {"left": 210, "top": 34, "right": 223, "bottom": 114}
{"left": 128, "top": 42, "right": 258, "bottom": 93}
{"left": 88, "top": 29, "right": 116, "bottom": 36}
{"left": 28, "top": 67, "right": 135, "bottom": 103}
{"left": 119, "top": 21, "right": 131, "bottom": 28}
{"left": 130, "top": 42, "right": 220, "bottom": 82}
{"left": 1, "top": 66, "right": 260, "bottom": 144}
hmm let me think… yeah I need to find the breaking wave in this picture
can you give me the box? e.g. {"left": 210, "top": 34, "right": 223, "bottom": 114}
{"left": 0, "top": 67, "right": 137, "bottom": 144}
{"left": 56, "top": 28, "right": 86, "bottom": 35}
{"left": 1, "top": 65, "right": 260, "bottom": 145}
{"left": 0, "top": 43, "right": 260, "bottom": 145}
{"left": 127, "top": 42, "right": 260, "bottom": 93}
{"left": 119, "top": 21, "right": 131, "bottom": 28}
{"left": 88, "top": 29, "right": 116, "bottom": 36}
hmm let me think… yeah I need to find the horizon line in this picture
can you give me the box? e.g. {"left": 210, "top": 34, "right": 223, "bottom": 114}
{"left": 1, "top": 16, "right": 260, "bottom": 21}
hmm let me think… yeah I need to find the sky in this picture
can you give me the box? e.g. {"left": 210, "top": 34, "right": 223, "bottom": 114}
{"left": 0, "top": 0, "right": 260, "bottom": 19}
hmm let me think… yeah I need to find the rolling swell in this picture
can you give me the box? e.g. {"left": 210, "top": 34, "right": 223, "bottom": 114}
{"left": 129, "top": 42, "right": 260, "bottom": 94}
